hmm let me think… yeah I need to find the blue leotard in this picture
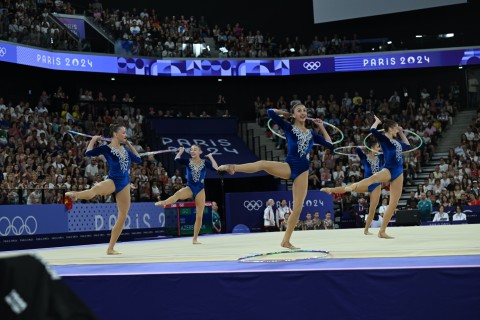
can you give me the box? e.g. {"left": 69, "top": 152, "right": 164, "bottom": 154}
{"left": 370, "top": 128, "right": 411, "bottom": 181}
{"left": 176, "top": 158, "right": 215, "bottom": 198}
{"left": 85, "top": 144, "right": 142, "bottom": 193}
{"left": 355, "top": 147, "right": 384, "bottom": 192}
{"left": 268, "top": 109, "right": 333, "bottom": 180}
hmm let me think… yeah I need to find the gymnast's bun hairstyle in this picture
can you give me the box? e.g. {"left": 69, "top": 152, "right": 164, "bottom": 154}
{"left": 290, "top": 100, "right": 303, "bottom": 112}
{"left": 382, "top": 119, "right": 398, "bottom": 132}
{"left": 109, "top": 122, "right": 124, "bottom": 137}
{"left": 366, "top": 138, "right": 379, "bottom": 150}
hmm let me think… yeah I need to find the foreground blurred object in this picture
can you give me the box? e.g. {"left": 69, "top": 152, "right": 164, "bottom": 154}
{"left": 0, "top": 254, "right": 97, "bottom": 320}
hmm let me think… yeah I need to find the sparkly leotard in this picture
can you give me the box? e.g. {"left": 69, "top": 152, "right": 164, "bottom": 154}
{"left": 268, "top": 109, "right": 333, "bottom": 180}
{"left": 370, "top": 128, "right": 411, "bottom": 181}
{"left": 355, "top": 147, "right": 384, "bottom": 192}
{"left": 85, "top": 145, "right": 142, "bottom": 193}
{"left": 176, "top": 158, "right": 215, "bottom": 198}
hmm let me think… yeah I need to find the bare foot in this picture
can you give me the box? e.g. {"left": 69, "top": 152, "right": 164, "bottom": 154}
{"left": 378, "top": 231, "right": 395, "bottom": 239}
{"left": 321, "top": 188, "right": 333, "bottom": 194}
{"left": 218, "top": 164, "right": 235, "bottom": 175}
{"left": 192, "top": 239, "right": 202, "bottom": 245}
{"left": 155, "top": 200, "right": 166, "bottom": 207}
{"left": 107, "top": 249, "right": 121, "bottom": 255}
{"left": 364, "top": 230, "right": 373, "bottom": 235}
{"left": 281, "top": 241, "right": 300, "bottom": 250}
{"left": 65, "top": 191, "right": 78, "bottom": 201}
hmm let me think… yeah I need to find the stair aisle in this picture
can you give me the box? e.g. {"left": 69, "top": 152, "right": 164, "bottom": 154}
{"left": 398, "top": 109, "right": 477, "bottom": 206}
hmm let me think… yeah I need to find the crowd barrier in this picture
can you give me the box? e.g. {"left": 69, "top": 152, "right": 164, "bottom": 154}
{"left": 0, "top": 202, "right": 165, "bottom": 250}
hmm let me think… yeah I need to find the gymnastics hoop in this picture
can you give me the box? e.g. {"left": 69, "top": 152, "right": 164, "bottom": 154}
{"left": 68, "top": 130, "right": 178, "bottom": 156}
{"left": 67, "top": 130, "right": 112, "bottom": 142}
{"left": 363, "top": 129, "right": 423, "bottom": 154}
{"left": 238, "top": 249, "right": 330, "bottom": 263}
{"left": 266, "top": 118, "right": 344, "bottom": 145}
{"left": 333, "top": 145, "right": 363, "bottom": 156}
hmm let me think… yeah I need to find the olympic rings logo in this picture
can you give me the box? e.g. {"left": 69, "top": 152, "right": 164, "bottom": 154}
{"left": 0, "top": 216, "right": 38, "bottom": 236}
{"left": 303, "top": 61, "right": 321, "bottom": 70}
{"left": 243, "top": 200, "right": 263, "bottom": 211}
{"left": 0, "top": 47, "right": 6, "bottom": 57}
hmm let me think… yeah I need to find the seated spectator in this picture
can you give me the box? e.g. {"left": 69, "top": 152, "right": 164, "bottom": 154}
{"left": 302, "top": 212, "right": 315, "bottom": 230}
{"left": 432, "top": 205, "right": 449, "bottom": 222}
{"left": 468, "top": 193, "right": 480, "bottom": 206}
{"left": 312, "top": 211, "right": 322, "bottom": 230}
{"left": 280, "top": 213, "right": 289, "bottom": 231}
{"left": 452, "top": 205, "right": 467, "bottom": 222}
{"left": 27, "top": 185, "right": 43, "bottom": 204}
{"left": 323, "top": 211, "right": 335, "bottom": 230}
{"left": 406, "top": 192, "right": 419, "bottom": 209}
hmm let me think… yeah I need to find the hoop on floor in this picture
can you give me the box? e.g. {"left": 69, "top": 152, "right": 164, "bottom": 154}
{"left": 267, "top": 118, "right": 344, "bottom": 145}
{"left": 333, "top": 145, "right": 362, "bottom": 156}
{"left": 363, "top": 129, "right": 423, "bottom": 154}
{"left": 238, "top": 249, "right": 330, "bottom": 263}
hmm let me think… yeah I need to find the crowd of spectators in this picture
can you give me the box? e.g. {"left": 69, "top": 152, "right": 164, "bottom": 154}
{"left": 1, "top": 1, "right": 453, "bottom": 58}
{"left": 0, "top": 85, "right": 213, "bottom": 205}
{"left": 0, "top": 81, "right": 237, "bottom": 205}
{"left": 408, "top": 118, "right": 480, "bottom": 214}
{"left": 81, "top": 2, "right": 368, "bottom": 58}
{"left": 0, "top": 0, "right": 81, "bottom": 51}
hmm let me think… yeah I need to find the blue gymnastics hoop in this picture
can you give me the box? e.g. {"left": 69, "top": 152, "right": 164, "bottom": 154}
{"left": 363, "top": 129, "right": 423, "bottom": 154}
{"left": 267, "top": 118, "right": 344, "bottom": 145}
{"left": 238, "top": 249, "right": 330, "bottom": 263}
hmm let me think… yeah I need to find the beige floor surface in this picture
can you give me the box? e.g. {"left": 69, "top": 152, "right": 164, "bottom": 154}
{"left": 1, "top": 224, "right": 479, "bottom": 266}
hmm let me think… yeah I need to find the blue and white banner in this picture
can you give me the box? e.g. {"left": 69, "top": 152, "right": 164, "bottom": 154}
{"left": 68, "top": 202, "right": 164, "bottom": 232}
{"left": 0, "top": 204, "right": 68, "bottom": 236}
{"left": 56, "top": 16, "right": 86, "bottom": 39}
{"left": 150, "top": 118, "right": 264, "bottom": 178}
{"left": 0, "top": 203, "right": 164, "bottom": 237}
{"left": 1, "top": 40, "right": 480, "bottom": 76}
{"left": 225, "top": 190, "right": 334, "bottom": 232}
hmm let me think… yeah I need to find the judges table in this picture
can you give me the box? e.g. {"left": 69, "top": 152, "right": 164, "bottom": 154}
{"left": 164, "top": 202, "right": 213, "bottom": 236}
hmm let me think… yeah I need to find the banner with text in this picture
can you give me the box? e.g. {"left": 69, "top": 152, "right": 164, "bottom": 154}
{"left": 1, "top": 40, "right": 480, "bottom": 76}
{"left": 56, "top": 16, "right": 86, "bottom": 39}
{"left": 0, "top": 203, "right": 164, "bottom": 238}
{"left": 68, "top": 202, "right": 164, "bottom": 232}
{"left": 225, "top": 190, "right": 334, "bottom": 232}
{"left": 150, "top": 118, "right": 264, "bottom": 178}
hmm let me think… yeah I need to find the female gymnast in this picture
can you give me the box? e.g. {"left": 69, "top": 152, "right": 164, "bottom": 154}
{"left": 328, "top": 115, "right": 411, "bottom": 239}
{"left": 65, "top": 123, "right": 142, "bottom": 255}
{"left": 155, "top": 145, "right": 219, "bottom": 244}
{"left": 322, "top": 143, "right": 385, "bottom": 235}
{"left": 217, "top": 102, "right": 333, "bottom": 249}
